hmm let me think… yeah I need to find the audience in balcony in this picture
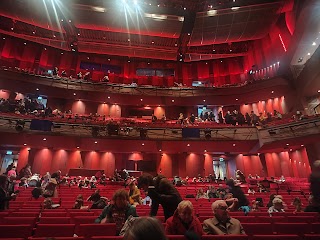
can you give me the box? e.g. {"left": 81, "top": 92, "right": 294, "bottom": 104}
{"left": 273, "top": 110, "right": 282, "bottom": 119}
{"left": 95, "top": 188, "right": 138, "bottom": 235}
{"left": 203, "top": 200, "right": 245, "bottom": 235}
{"left": 165, "top": 200, "right": 203, "bottom": 237}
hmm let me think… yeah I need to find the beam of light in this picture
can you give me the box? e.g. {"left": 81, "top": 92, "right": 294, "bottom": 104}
{"left": 50, "top": 0, "right": 63, "bottom": 37}
{"left": 279, "top": 34, "right": 287, "bottom": 52}
{"left": 42, "top": 0, "right": 53, "bottom": 29}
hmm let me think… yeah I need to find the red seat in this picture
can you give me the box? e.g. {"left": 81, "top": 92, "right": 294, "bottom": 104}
{"left": 3, "top": 217, "right": 37, "bottom": 227}
{"left": 0, "top": 225, "right": 33, "bottom": 239}
{"left": 167, "top": 236, "right": 186, "bottom": 240}
{"left": 41, "top": 212, "right": 67, "bottom": 217}
{"left": 274, "top": 223, "right": 312, "bottom": 235}
{"left": 10, "top": 212, "right": 39, "bottom": 217}
{"left": 241, "top": 223, "right": 273, "bottom": 235}
{"left": 28, "top": 238, "right": 84, "bottom": 240}
{"left": 201, "top": 235, "right": 249, "bottom": 240}
{"left": 251, "top": 235, "right": 300, "bottom": 240}
{"left": 304, "top": 234, "right": 320, "bottom": 240}
{"left": 39, "top": 217, "right": 71, "bottom": 224}
{"left": 69, "top": 212, "right": 95, "bottom": 218}
{"left": 78, "top": 223, "right": 116, "bottom": 238}
{"left": 71, "top": 216, "right": 97, "bottom": 235}
{"left": 311, "top": 223, "right": 320, "bottom": 234}
{"left": 287, "top": 216, "right": 315, "bottom": 223}
{"left": 90, "top": 237, "right": 123, "bottom": 240}
{"left": 34, "top": 224, "right": 75, "bottom": 237}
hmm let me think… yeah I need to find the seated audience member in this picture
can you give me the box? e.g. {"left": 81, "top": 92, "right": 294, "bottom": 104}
{"left": 178, "top": 113, "right": 184, "bottom": 124}
{"left": 73, "top": 194, "right": 84, "bottom": 209}
{"left": 43, "top": 198, "right": 54, "bottom": 209}
{"left": 268, "top": 197, "right": 285, "bottom": 215}
{"left": 88, "top": 190, "right": 108, "bottom": 209}
{"left": 235, "top": 170, "right": 246, "bottom": 183}
{"left": 224, "top": 193, "right": 239, "bottom": 212}
{"left": 138, "top": 173, "right": 182, "bottom": 221}
{"left": 18, "top": 164, "right": 32, "bottom": 179}
{"left": 196, "top": 188, "right": 208, "bottom": 200}
{"left": 292, "top": 197, "right": 303, "bottom": 213}
{"left": 273, "top": 110, "right": 282, "bottom": 119}
{"left": 189, "top": 114, "right": 196, "bottom": 124}
{"left": 165, "top": 200, "right": 203, "bottom": 237}
{"left": 43, "top": 178, "right": 58, "bottom": 198}
{"left": 128, "top": 181, "right": 141, "bottom": 206}
{"left": 161, "top": 114, "right": 166, "bottom": 122}
{"left": 203, "top": 200, "right": 245, "bottom": 235}
{"left": 77, "top": 72, "right": 83, "bottom": 79}
{"left": 266, "top": 194, "right": 276, "bottom": 208}
{"left": 0, "top": 175, "right": 16, "bottom": 210}
{"left": 151, "top": 114, "right": 157, "bottom": 123}
{"left": 247, "top": 187, "right": 255, "bottom": 194}
{"left": 124, "top": 217, "right": 167, "bottom": 240}
{"left": 207, "top": 186, "right": 218, "bottom": 198}
{"left": 102, "top": 75, "right": 110, "bottom": 82}
{"left": 95, "top": 189, "right": 138, "bottom": 235}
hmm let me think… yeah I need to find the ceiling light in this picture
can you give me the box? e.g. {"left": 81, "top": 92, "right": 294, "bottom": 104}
{"left": 128, "top": 39, "right": 130, "bottom": 42}
{"left": 235, "top": 98, "right": 238, "bottom": 101}
{"left": 140, "top": 98, "right": 143, "bottom": 101}
{"left": 307, "top": 53, "right": 311, "bottom": 56}
{"left": 24, "top": 42, "right": 27, "bottom": 45}
{"left": 77, "top": 146, "right": 80, "bottom": 149}
{"left": 233, "top": 143, "right": 236, "bottom": 146}
{"left": 187, "top": 144, "right": 190, "bottom": 147}
{"left": 94, "top": 141, "right": 98, "bottom": 144}
{"left": 128, "top": 60, "right": 130, "bottom": 63}
{"left": 203, "top": 100, "right": 206, "bottom": 102}
{"left": 61, "top": 52, "right": 63, "bottom": 55}
{"left": 187, "top": 33, "right": 191, "bottom": 36}
{"left": 151, "top": 41, "right": 154, "bottom": 44}
{"left": 2, "top": 37, "right": 5, "bottom": 40}
{"left": 172, "top": 99, "right": 174, "bottom": 102}
{"left": 78, "top": 33, "right": 80, "bottom": 36}
{"left": 73, "top": 93, "right": 76, "bottom": 96}
{"left": 11, "top": 27, "right": 14, "bottom": 31}
{"left": 231, "top": 7, "right": 240, "bottom": 11}
{"left": 36, "top": 88, "right": 39, "bottom": 91}
{"left": 142, "top": 143, "right": 145, "bottom": 146}
{"left": 220, "top": 60, "right": 223, "bottom": 62}
{"left": 159, "top": 149, "right": 162, "bottom": 152}
{"left": 43, "top": 138, "right": 46, "bottom": 141}
{"left": 301, "top": 144, "right": 304, "bottom": 147}
{"left": 271, "top": 91, "right": 274, "bottom": 93}
{"left": 183, "top": 7, "right": 186, "bottom": 10}
{"left": 24, "top": 143, "right": 27, "bottom": 146}
{"left": 312, "top": 42, "right": 316, "bottom": 46}
{"left": 32, "top": 31, "right": 35, "bottom": 34}
{"left": 108, "top": 96, "right": 111, "bottom": 99}
{"left": 317, "top": 90, "right": 320, "bottom": 93}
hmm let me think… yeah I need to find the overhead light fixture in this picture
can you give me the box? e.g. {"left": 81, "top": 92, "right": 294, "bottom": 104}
{"left": 231, "top": 7, "right": 240, "bottom": 11}
{"left": 144, "top": 13, "right": 167, "bottom": 21}
{"left": 312, "top": 42, "right": 316, "bottom": 46}
{"left": 307, "top": 53, "right": 311, "bottom": 56}
{"left": 207, "top": 9, "right": 217, "bottom": 16}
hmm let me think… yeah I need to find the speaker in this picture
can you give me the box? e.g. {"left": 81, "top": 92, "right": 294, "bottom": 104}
{"left": 140, "top": 129, "right": 147, "bottom": 139}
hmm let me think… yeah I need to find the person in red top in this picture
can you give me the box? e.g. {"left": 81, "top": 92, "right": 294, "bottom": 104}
{"left": 165, "top": 200, "right": 203, "bottom": 238}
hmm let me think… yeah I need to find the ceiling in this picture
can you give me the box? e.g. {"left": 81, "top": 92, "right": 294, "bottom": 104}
{"left": 0, "top": 0, "right": 294, "bottom": 61}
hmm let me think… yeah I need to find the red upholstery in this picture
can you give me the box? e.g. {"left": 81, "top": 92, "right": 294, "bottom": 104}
{"left": 3, "top": 217, "right": 37, "bottom": 227}
{"left": 201, "top": 235, "right": 249, "bottom": 240}
{"left": 78, "top": 223, "right": 117, "bottom": 238}
{"left": 90, "top": 237, "right": 123, "bottom": 240}
{"left": 311, "top": 223, "right": 320, "bottom": 234}
{"left": 303, "top": 234, "right": 320, "bottom": 240}
{"left": 68, "top": 212, "right": 95, "bottom": 218}
{"left": 34, "top": 224, "right": 75, "bottom": 237}
{"left": 241, "top": 223, "right": 273, "bottom": 235}
{"left": 251, "top": 235, "right": 300, "bottom": 240}
{"left": 0, "top": 225, "right": 33, "bottom": 239}
{"left": 29, "top": 238, "right": 84, "bottom": 240}
{"left": 71, "top": 216, "right": 97, "bottom": 235}
{"left": 39, "top": 217, "right": 71, "bottom": 224}
{"left": 10, "top": 212, "right": 40, "bottom": 217}
{"left": 273, "top": 223, "right": 312, "bottom": 235}
{"left": 41, "top": 212, "right": 68, "bottom": 217}
{"left": 287, "top": 216, "right": 315, "bottom": 223}
{"left": 166, "top": 236, "right": 186, "bottom": 240}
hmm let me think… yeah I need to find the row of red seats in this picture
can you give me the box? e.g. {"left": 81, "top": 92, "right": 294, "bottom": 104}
{"left": 1, "top": 223, "right": 320, "bottom": 239}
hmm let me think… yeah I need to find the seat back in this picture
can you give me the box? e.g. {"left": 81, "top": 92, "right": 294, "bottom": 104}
{"left": 201, "top": 235, "right": 249, "bottom": 240}
{"left": 274, "top": 223, "right": 312, "bottom": 235}
{"left": 34, "top": 224, "right": 75, "bottom": 237}
{"left": 78, "top": 223, "right": 117, "bottom": 238}
{"left": 251, "top": 235, "right": 300, "bottom": 240}
{"left": 0, "top": 225, "right": 32, "bottom": 238}
{"left": 39, "top": 217, "right": 71, "bottom": 224}
{"left": 241, "top": 223, "right": 273, "bottom": 235}
{"left": 3, "top": 217, "right": 37, "bottom": 227}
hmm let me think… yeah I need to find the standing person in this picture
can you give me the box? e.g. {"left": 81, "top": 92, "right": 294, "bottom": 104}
{"left": 226, "top": 179, "right": 250, "bottom": 214}
{"left": 0, "top": 175, "right": 16, "bottom": 210}
{"left": 128, "top": 182, "right": 141, "bottom": 206}
{"left": 137, "top": 174, "right": 182, "bottom": 221}
{"left": 203, "top": 200, "right": 245, "bottom": 235}
{"left": 95, "top": 189, "right": 138, "bottom": 235}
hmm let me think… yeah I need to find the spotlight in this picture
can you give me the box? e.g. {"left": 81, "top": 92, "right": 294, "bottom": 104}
{"left": 15, "top": 120, "right": 25, "bottom": 132}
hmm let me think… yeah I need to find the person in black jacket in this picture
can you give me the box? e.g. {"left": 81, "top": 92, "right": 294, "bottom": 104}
{"left": 138, "top": 174, "right": 182, "bottom": 221}
{"left": 226, "top": 179, "right": 249, "bottom": 214}
{"left": 0, "top": 175, "right": 16, "bottom": 210}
